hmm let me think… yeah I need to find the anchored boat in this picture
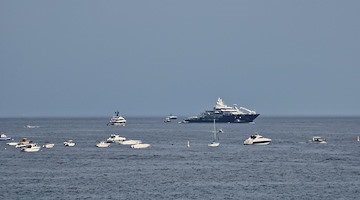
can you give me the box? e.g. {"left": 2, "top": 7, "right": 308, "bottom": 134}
{"left": 244, "top": 134, "right": 272, "bottom": 145}
{"left": 107, "top": 111, "right": 126, "bottom": 126}
{"left": 183, "top": 98, "right": 259, "bottom": 123}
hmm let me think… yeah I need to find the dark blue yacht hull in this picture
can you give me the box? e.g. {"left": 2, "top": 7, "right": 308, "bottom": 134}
{"left": 184, "top": 114, "right": 260, "bottom": 123}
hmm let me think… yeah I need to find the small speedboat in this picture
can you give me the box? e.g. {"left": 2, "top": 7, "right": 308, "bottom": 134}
{"left": 96, "top": 141, "right": 110, "bottom": 148}
{"left": 309, "top": 137, "right": 327, "bottom": 143}
{"left": 119, "top": 140, "right": 142, "bottom": 145}
{"left": 0, "top": 133, "right": 11, "bottom": 141}
{"left": 208, "top": 140, "right": 220, "bottom": 147}
{"left": 164, "top": 117, "right": 171, "bottom": 123}
{"left": 244, "top": 134, "right": 272, "bottom": 145}
{"left": 43, "top": 143, "right": 55, "bottom": 148}
{"left": 21, "top": 143, "right": 41, "bottom": 152}
{"left": 106, "top": 134, "right": 126, "bottom": 143}
{"left": 64, "top": 140, "right": 76, "bottom": 147}
{"left": 130, "top": 143, "right": 150, "bottom": 149}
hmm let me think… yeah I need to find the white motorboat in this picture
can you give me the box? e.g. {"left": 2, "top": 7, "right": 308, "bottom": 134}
{"left": 309, "top": 137, "right": 327, "bottom": 143}
{"left": 43, "top": 143, "right": 55, "bottom": 148}
{"left": 21, "top": 143, "right": 41, "bottom": 152}
{"left": 25, "top": 125, "right": 40, "bottom": 128}
{"left": 168, "top": 114, "right": 177, "bottom": 119}
{"left": 119, "top": 140, "right": 142, "bottom": 145}
{"left": 107, "top": 111, "right": 126, "bottom": 126}
{"left": 164, "top": 117, "right": 171, "bottom": 123}
{"left": 15, "top": 138, "right": 33, "bottom": 148}
{"left": 130, "top": 143, "right": 150, "bottom": 149}
{"left": 96, "top": 141, "right": 110, "bottom": 148}
{"left": 0, "top": 133, "right": 11, "bottom": 141}
{"left": 208, "top": 140, "right": 220, "bottom": 147}
{"left": 208, "top": 119, "right": 220, "bottom": 147}
{"left": 64, "top": 140, "right": 76, "bottom": 147}
{"left": 244, "top": 134, "right": 272, "bottom": 145}
{"left": 106, "top": 134, "right": 126, "bottom": 143}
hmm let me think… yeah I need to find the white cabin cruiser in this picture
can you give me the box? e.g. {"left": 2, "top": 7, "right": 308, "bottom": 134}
{"left": 130, "top": 143, "right": 150, "bottom": 149}
{"left": 244, "top": 134, "right": 272, "bottom": 145}
{"left": 96, "top": 141, "right": 110, "bottom": 148}
{"left": 64, "top": 140, "right": 76, "bottom": 147}
{"left": 106, "top": 134, "right": 126, "bottom": 143}
{"left": 107, "top": 111, "right": 126, "bottom": 126}
{"left": 309, "top": 137, "right": 327, "bottom": 143}
{"left": 21, "top": 143, "right": 41, "bottom": 152}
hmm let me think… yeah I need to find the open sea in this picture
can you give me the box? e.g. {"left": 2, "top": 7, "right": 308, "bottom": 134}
{"left": 1, "top": 117, "right": 359, "bottom": 199}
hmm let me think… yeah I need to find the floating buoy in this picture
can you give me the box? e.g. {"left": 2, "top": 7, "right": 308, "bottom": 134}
{"left": 187, "top": 140, "right": 190, "bottom": 148}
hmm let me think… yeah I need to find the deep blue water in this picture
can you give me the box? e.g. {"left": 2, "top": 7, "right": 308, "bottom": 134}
{"left": 1, "top": 117, "right": 359, "bottom": 199}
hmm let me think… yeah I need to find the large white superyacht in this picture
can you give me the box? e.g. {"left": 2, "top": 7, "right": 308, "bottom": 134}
{"left": 107, "top": 111, "right": 126, "bottom": 126}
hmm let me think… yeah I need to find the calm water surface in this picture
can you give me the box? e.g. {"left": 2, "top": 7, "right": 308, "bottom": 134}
{"left": 1, "top": 117, "right": 359, "bottom": 199}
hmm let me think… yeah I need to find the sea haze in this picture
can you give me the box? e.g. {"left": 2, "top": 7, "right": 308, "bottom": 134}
{"left": 1, "top": 117, "right": 359, "bottom": 199}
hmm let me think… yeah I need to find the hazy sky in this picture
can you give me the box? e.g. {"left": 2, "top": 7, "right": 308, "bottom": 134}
{"left": 1, "top": 0, "right": 359, "bottom": 117}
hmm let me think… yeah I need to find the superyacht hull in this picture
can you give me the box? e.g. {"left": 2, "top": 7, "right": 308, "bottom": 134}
{"left": 185, "top": 114, "right": 259, "bottom": 123}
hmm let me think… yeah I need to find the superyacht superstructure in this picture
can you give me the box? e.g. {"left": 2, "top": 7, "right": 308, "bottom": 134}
{"left": 107, "top": 111, "right": 126, "bottom": 126}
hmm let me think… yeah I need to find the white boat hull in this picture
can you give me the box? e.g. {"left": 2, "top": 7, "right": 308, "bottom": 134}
{"left": 64, "top": 141, "right": 76, "bottom": 147}
{"left": 21, "top": 147, "right": 41, "bottom": 152}
{"left": 110, "top": 122, "right": 126, "bottom": 126}
{"left": 96, "top": 142, "right": 110, "bottom": 148}
{"left": 43, "top": 143, "right": 55, "bottom": 148}
{"left": 107, "top": 134, "right": 126, "bottom": 142}
{"left": 244, "top": 134, "right": 271, "bottom": 145}
{"left": 16, "top": 143, "right": 29, "bottom": 148}
{"left": 21, "top": 144, "right": 41, "bottom": 152}
{"left": 251, "top": 141, "right": 271, "bottom": 145}
{"left": 7, "top": 142, "right": 18, "bottom": 146}
{"left": 208, "top": 142, "right": 220, "bottom": 147}
{"left": 131, "top": 144, "right": 150, "bottom": 149}
{"left": 309, "top": 137, "right": 327, "bottom": 143}
{"left": 119, "top": 140, "right": 142, "bottom": 145}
